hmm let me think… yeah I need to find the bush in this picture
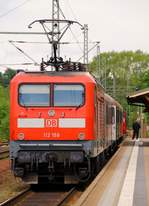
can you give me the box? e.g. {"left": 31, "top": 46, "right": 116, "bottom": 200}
{"left": 0, "top": 86, "right": 9, "bottom": 142}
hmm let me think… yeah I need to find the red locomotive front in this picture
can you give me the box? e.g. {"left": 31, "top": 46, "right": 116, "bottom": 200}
{"left": 10, "top": 71, "right": 97, "bottom": 184}
{"left": 10, "top": 72, "right": 95, "bottom": 141}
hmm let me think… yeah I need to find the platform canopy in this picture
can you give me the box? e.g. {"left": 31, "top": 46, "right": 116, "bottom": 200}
{"left": 127, "top": 88, "right": 149, "bottom": 111}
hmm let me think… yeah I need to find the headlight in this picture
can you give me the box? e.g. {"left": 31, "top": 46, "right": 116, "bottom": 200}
{"left": 78, "top": 132, "right": 85, "bottom": 140}
{"left": 18, "top": 133, "right": 25, "bottom": 140}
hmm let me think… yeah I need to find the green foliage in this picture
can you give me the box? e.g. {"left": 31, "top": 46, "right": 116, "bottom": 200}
{"left": 89, "top": 50, "right": 149, "bottom": 128}
{"left": 3, "top": 68, "right": 16, "bottom": 87}
{"left": 0, "top": 85, "right": 9, "bottom": 141}
{"left": 0, "top": 68, "right": 16, "bottom": 141}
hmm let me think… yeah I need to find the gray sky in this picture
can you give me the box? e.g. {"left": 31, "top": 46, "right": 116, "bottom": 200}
{"left": 0, "top": 0, "right": 148, "bottom": 71}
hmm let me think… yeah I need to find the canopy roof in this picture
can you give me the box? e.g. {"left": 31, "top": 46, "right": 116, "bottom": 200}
{"left": 127, "top": 88, "right": 149, "bottom": 111}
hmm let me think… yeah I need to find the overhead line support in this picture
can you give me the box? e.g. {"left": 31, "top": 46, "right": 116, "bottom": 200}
{"left": 83, "top": 24, "right": 88, "bottom": 67}
{"left": 52, "top": 0, "right": 60, "bottom": 57}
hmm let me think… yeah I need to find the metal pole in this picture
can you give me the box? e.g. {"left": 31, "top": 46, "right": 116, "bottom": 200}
{"left": 113, "top": 72, "right": 116, "bottom": 98}
{"left": 83, "top": 24, "right": 88, "bottom": 67}
{"left": 96, "top": 42, "right": 100, "bottom": 81}
{"left": 140, "top": 107, "right": 143, "bottom": 139}
{"left": 52, "top": 0, "right": 60, "bottom": 57}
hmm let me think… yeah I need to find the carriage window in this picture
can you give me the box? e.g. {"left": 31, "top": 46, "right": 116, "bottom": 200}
{"left": 54, "top": 84, "right": 84, "bottom": 106}
{"left": 19, "top": 84, "right": 50, "bottom": 106}
{"left": 112, "top": 107, "right": 115, "bottom": 124}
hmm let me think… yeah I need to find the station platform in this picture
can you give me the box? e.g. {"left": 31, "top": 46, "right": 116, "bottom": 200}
{"left": 118, "top": 139, "right": 149, "bottom": 206}
{"left": 118, "top": 139, "right": 148, "bottom": 206}
{"left": 75, "top": 138, "right": 149, "bottom": 206}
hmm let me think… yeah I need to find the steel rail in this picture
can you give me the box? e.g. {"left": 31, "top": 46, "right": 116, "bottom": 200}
{"left": 0, "top": 186, "right": 76, "bottom": 206}
{"left": 0, "top": 150, "right": 9, "bottom": 159}
{"left": 0, "top": 188, "right": 31, "bottom": 206}
{"left": 0, "top": 143, "right": 8, "bottom": 147}
{"left": 57, "top": 187, "right": 76, "bottom": 206}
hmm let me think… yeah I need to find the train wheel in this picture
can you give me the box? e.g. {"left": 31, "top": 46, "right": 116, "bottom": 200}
{"left": 100, "top": 152, "right": 105, "bottom": 167}
{"left": 104, "top": 148, "right": 110, "bottom": 160}
{"left": 91, "top": 157, "right": 98, "bottom": 176}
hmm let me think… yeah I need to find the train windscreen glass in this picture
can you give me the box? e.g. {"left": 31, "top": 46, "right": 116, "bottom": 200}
{"left": 19, "top": 84, "right": 50, "bottom": 106}
{"left": 54, "top": 84, "right": 84, "bottom": 106}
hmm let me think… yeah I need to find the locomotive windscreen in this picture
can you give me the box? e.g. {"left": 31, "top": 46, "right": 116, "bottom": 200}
{"left": 19, "top": 84, "right": 50, "bottom": 106}
{"left": 54, "top": 84, "right": 84, "bottom": 107}
{"left": 18, "top": 83, "right": 84, "bottom": 107}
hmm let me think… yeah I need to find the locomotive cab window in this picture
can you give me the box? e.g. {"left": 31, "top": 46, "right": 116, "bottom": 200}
{"left": 19, "top": 84, "right": 50, "bottom": 106}
{"left": 54, "top": 84, "right": 84, "bottom": 107}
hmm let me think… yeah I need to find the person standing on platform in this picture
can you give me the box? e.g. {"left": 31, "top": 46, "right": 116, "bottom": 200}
{"left": 132, "top": 119, "right": 141, "bottom": 140}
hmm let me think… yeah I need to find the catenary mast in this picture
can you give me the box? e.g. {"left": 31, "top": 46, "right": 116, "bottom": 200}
{"left": 83, "top": 24, "right": 89, "bottom": 68}
{"left": 52, "top": 0, "right": 60, "bottom": 57}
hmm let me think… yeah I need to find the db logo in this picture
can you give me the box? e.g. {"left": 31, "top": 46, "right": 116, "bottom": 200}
{"left": 46, "top": 119, "right": 57, "bottom": 127}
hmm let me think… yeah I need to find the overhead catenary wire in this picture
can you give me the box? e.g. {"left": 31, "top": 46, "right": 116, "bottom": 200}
{"left": 9, "top": 41, "right": 39, "bottom": 65}
{"left": 0, "top": 32, "right": 53, "bottom": 35}
{"left": 0, "top": 1, "right": 96, "bottom": 69}
{"left": 59, "top": 6, "right": 83, "bottom": 53}
{"left": 61, "top": 0, "right": 100, "bottom": 64}
{"left": 66, "top": 0, "right": 78, "bottom": 22}
{"left": 7, "top": 40, "right": 71, "bottom": 44}
{"left": 77, "top": 42, "right": 99, "bottom": 62}
{"left": 0, "top": 0, "right": 32, "bottom": 19}
{"left": 8, "top": 40, "right": 99, "bottom": 44}
{"left": 69, "top": 27, "right": 83, "bottom": 52}
{"left": 0, "top": 63, "right": 36, "bottom": 66}
{"left": 1, "top": 2, "right": 85, "bottom": 69}
{"left": 0, "top": 1, "right": 85, "bottom": 65}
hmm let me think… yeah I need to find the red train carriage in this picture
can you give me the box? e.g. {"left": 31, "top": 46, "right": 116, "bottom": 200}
{"left": 10, "top": 71, "right": 124, "bottom": 184}
{"left": 122, "top": 112, "right": 127, "bottom": 135}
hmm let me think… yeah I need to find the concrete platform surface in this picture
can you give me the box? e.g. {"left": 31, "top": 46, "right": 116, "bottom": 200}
{"left": 75, "top": 138, "right": 149, "bottom": 206}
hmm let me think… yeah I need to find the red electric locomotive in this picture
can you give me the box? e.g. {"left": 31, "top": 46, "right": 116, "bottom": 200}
{"left": 9, "top": 17, "right": 125, "bottom": 184}
{"left": 10, "top": 70, "right": 124, "bottom": 184}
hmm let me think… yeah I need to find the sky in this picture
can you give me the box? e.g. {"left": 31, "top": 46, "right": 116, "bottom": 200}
{"left": 0, "top": 0, "right": 148, "bottom": 72}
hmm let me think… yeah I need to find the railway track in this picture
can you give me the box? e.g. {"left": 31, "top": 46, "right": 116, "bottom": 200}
{"left": 0, "top": 144, "right": 9, "bottom": 159}
{"left": 0, "top": 150, "right": 9, "bottom": 159}
{"left": 0, "top": 185, "right": 76, "bottom": 206}
{"left": 0, "top": 143, "right": 8, "bottom": 147}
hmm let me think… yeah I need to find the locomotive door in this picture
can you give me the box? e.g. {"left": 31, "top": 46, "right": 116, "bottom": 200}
{"left": 112, "top": 105, "right": 116, "bottom": 140}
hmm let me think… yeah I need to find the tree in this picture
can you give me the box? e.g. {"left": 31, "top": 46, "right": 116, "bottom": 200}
{"left": 3, "top": 68, "right": 16, "bottom": 87}
{"left": 89, "top": 50, "right": 149, "bottom": 128}
{"left": 0, "top": 68, "right": 16, "bottom": 141}
{"left": 0, "top": 86, "right": 9, "bottom": 141}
